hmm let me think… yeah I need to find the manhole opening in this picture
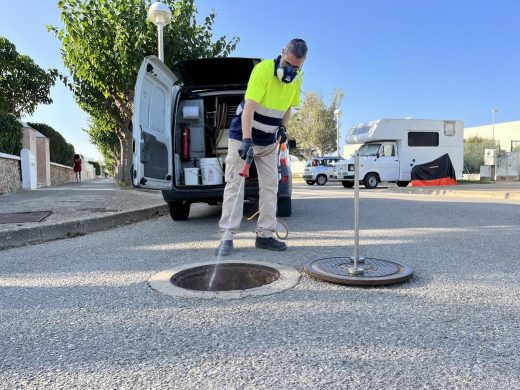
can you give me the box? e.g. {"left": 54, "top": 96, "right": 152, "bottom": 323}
{"left": 170, "top": 263, "right": 280, "bottom": 292}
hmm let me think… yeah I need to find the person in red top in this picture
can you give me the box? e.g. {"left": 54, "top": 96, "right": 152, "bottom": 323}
{"left": 73, "top": 154, "right": 82, "bottom": 183}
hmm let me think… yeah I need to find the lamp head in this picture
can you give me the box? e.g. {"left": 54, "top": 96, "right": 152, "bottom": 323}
{"left": 148, "top": 2, "right": 172, "bottom": 26}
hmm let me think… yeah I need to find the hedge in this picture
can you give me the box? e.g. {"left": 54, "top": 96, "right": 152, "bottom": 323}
{"left": 88, "top": 160, "right": 101, "bottom": 176}
{"left": 0, "top": 112, "right": 22, "bottom": 155}
{"left": 27, "top": 122, "right": 75, "bottom": 166}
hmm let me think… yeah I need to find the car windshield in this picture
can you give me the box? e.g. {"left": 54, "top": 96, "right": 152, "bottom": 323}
{"left": 358, "top": 144, "right": 381, "bottom": 157}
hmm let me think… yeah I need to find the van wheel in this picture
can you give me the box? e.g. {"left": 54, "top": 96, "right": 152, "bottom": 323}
{"left": 397, "top": 181, "right": 410, "bottom": 187}
{"left": 168, "top": 201, "right": 190, "bottom": 221}
{"left": 277, "top": 197, "right": 291, "bottom": 217}
{"left": 342, "top": 181, "right": 354, "bottom": 188}
{"left": 316, "top": 174, "right": 327, "bottom": 186}
{"left": 305, "top": 180, "right": 315, "bottom": 185}
{"left": 364, "top": 173, "right": 379, "bottom": 189}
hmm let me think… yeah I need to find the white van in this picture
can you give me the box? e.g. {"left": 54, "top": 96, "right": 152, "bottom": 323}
{"left": 131, "top": 56, "right": 294, "bottom": 220}
{"left": 331, "top": 118, "right": 464, "bottom": 188}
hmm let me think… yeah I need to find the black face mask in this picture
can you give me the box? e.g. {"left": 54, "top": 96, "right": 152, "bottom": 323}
{"left": 274, "top": 56, "right": 299, "bottom": 84}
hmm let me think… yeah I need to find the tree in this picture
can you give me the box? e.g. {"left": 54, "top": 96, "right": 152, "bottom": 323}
{"left": 49, "top": 0, "right": 239, "bottom": 183}
{"left": 0, "top": 112, "right": 22, "bottom": 155}
{"left": 0, "top": 37, "right": 56, "bottom": 117}
{"left": 287, "top": 89, "right": 344, "bottom": 159}
{"left": 463, "top": 136, "right": 498, "bottom": 174}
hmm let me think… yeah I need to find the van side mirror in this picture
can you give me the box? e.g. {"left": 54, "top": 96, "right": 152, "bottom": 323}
{"left": 287, "top": 139, "right": 297, "bottom": 149}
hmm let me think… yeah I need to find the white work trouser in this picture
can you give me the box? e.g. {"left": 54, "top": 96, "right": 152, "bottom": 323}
{"left": 219, "top": 139, "right": 278, "bottom": 240}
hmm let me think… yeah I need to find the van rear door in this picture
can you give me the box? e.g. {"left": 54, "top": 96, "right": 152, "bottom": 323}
{"left": 132, "top": 56, "right": 177, "bottom": 190}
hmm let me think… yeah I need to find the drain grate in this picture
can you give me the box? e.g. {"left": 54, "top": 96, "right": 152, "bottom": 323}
{"left": 0, "top": 211, "right": 52, "bottom": 224}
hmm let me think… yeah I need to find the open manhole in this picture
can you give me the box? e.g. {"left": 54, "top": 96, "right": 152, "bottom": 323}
{"left": 171, "top": 263, "right": 280, "bottom": 291}
{"left": 149, "top": 260, "right": 300, "bottom": 300}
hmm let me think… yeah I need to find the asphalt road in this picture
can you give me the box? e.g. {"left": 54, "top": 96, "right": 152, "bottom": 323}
{"left": 1, "top": 183, "right": 519, "bottom": 389}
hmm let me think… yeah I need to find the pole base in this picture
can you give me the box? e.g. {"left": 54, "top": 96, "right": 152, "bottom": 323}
{"left": 347, "top": 267, "right": 364, "bottom": 276}
{"left": 349, "top": 256, "right": 365, "bottom": 263}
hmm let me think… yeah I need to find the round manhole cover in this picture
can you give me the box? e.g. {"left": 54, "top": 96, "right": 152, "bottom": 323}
{"left": 149, "top": 260, "right": 300, "bottom": 300}
{"left": 304, "top": 257, "right": 413, "bottom": 286}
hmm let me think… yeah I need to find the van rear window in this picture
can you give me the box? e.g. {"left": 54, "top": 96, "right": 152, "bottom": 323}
{"left": 408, "top": 132, "right": 439, "bottom": 147}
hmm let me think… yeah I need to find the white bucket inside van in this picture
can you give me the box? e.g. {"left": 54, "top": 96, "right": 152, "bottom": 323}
{"left": 200, "top": 158, "right": 223, "bottom": 185}
{"left": 184, "top": 167, "right": 200, "bottom": 185}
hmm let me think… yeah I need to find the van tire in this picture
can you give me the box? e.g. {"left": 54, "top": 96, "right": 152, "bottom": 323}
{"left": 316, "top": 174, "right": 327, "bottom": 186}
{"left": 305, "top": 180, "right": 315, "bottom": 185}
{"left": 342, "top": 181, "right": 354, "bottom": 188}
{"left": 364, "top": 173, "right": 379, "bottom": 189}
{"left": 277, "top": 197, "right": 291, "bottom": 217}
{"left": 168, "top": 201, "right": 190, "bottom": 221}
{"left": 397, "top": 181, "right": 410, "bottom": 187}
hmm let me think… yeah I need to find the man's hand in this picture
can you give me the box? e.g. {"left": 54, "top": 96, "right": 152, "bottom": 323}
{"left": 277, "top": 126, "right": 287, "bottom": 144}
{"left": 238, "top": 138, "right": 253, "bottom": 160}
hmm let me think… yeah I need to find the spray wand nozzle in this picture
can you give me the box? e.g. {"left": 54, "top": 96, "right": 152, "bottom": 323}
{"left": 239, "top": 147, "right": 254, "bottom": 178}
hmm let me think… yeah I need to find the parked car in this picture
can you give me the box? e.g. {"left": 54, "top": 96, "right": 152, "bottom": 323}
{"left": 303, "top": 156, "right": 344, "bottom": 185}
{"left": 131, "top": 56, "right": 295, "bottom": 220}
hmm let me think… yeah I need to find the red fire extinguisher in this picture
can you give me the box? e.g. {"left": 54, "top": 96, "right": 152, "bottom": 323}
{"left": 181, "top": 125, "right": 190, "bottom": 160}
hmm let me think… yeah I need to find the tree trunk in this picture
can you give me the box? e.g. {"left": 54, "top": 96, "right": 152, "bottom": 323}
{"left": 116, "top": 124, "right": 133, "bottom": 185}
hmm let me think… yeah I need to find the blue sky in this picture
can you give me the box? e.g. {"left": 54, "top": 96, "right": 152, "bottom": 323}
{"left": 1, "top": 1, "right": 519, "bottom": 159}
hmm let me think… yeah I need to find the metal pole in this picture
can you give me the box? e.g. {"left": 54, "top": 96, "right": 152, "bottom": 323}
{"left": 158, "top": 24, "right": 164, "bottom": 61}
{"left": 492, "top": 109, "right": 495, "bottom": 147}
{"left": 348, "top": 151, "right": 364, "bottom": 276}
{"left": 336, "top": 118, "right": 340, "bottom": 158}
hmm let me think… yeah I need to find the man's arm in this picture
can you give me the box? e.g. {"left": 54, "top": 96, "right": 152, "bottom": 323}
{"left": 282, "top": 109, "right": 291, "bottom": 127}
{"left": 241, "top": 99, "right": 258, "bottom": 139}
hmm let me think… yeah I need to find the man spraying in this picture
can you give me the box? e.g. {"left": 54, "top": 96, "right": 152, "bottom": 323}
{"left": 216, "top": 38, "right": 308, "bottom": 256}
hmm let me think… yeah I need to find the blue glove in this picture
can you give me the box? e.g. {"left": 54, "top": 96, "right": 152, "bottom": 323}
{"left": 238, "top": 138, "right": 253, "bottom": 160}
{"left": 277, "top": 126, "right": 287, "bottom": 143}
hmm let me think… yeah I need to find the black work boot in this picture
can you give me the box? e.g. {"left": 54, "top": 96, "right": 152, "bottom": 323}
{"left": 255, "top": 236, "right": 287, "bottom": 251}
{"left": 215, "top": 240, "right": 233, "bottom": 256}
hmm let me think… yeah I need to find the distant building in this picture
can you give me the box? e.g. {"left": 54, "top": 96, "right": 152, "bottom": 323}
{"left": 464, "top": 121, "right": 520, "bottom": 151}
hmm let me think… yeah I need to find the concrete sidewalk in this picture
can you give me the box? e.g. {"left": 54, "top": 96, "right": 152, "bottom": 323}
{"left": 0, "top": 178, "right": 168, "bottom": 250}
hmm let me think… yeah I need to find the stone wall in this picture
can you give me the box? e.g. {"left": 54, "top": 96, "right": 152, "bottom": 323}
{"left": 0, "top": 153, "right": 22, "bottom": 194}
{"left": 50, "top": 163, "right": 74, "bottom": 185}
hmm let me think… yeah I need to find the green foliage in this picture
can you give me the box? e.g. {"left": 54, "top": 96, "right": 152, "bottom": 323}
{"left": 463, "top": 136, "right": 498, "bottom": 173}
{"left": 27, "top": 122, "right": 75, "bottom": 166}
{"left": 288, "top": 89, "right": 344, "bottom": 159}
{"left": 88, "top": 160, "right": 101, "bottom": 176}
{"left": 0, "top": 36, "right": 56, "bottom": 116}
{"left": 0, "top": 111, "right": 22, "bottom": 155}
{"left": 49, "top": 0, "right": 239, "bottom": 182}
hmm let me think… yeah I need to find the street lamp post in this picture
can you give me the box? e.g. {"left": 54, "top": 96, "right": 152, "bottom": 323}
{"left": 492, "top": 108, "right": 498, "bottom": 149}
{"left": 147, "top": 2, "right": 172, "bottom": 62}
{"left": 334, "top": 109, "right": 341, "bottom": 157}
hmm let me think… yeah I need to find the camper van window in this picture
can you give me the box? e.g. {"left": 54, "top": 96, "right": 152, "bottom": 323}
{"left": 408, "top": 132, "right": 439, "bottom": 147}
{"left": 380, "top": 144, "right": 395, "bottom": 157}
{"left": 358, "top": 144, "right": 381, "bottom": 157}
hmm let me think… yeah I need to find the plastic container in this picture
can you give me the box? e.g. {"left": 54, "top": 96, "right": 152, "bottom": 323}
{"left": 200, "top": 158, "right": 223, "bottom": 185}
{"left": 184, "top": 167, "right": 200, "bottom": 185}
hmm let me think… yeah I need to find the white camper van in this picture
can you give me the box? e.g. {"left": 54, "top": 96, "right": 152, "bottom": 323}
{"left": 331, "top": 119, "right": 464, "bottom": 188}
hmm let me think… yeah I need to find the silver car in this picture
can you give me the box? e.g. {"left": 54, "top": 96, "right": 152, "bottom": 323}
{"left": 303, "top": 157, "right": 344, "bottom": 185}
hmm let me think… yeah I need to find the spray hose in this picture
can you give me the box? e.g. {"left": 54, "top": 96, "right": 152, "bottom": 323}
{"left": 239, "top": 141, "right": 289, "bottom": 240}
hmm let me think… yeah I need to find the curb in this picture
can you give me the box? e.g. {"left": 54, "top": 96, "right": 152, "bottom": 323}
{"left": 388, "top": 187, "right": 520, "bottom": 201}
{"left": 0, "top": 204, "right": 169, "bottom": 251}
